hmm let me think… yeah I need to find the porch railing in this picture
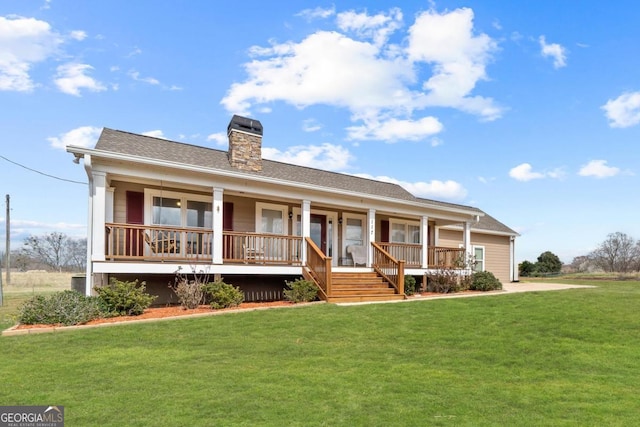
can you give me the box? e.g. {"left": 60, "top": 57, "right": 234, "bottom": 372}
{"left": 222, "top": 232, "right": 303, "bottom": 265}
{"left": 104, "top": 223, "right": 302, "bottom": 265}
{"left": 429, "top": 246, "right": 466, "bottom": 268}
{"left": 377, "top": 243, "right": 466, "bottom": 268}
{"left": 105, "top": 223, "right": 213, "bottom": 261}
{"left": 372, "top": 242, "right": 404, "bottom": 295}
{"left": 303, "top": 237, "right": 331, "bottom": 300}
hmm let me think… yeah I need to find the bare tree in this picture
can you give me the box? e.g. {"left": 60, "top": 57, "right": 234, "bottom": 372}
{"left": 20, "top": 232, "right": 86, "bottom": 272}
{"left": 590, "top": 232, "right": 640, "bottom": 273}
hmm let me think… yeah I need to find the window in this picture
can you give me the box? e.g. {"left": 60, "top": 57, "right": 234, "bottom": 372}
{"left": 345, "top": 217, "right": 364, "bottom": 247}
{"left": 390, "top": 220, "right": 421, "bottom": 244}
{"left": 256, "top": 203, "right": 288, "bottom": 235}
{"left": 473, "top": 246, "right": 485, "bottom": 272}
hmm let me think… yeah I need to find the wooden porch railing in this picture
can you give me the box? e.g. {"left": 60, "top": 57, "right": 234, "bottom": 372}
{"left": 105, "top": 223, "right": 214, "bottom": 261}
{"left": 302, "top": 237, "right": 331, "bottom": 301}
{"left": 429, "top": 246, "right": 466, "bottom": 268}
{"left": 377, "top": 243, "right": 466, "bottom": 268}
{"left": 222, "top": 232, "right": 303, "bottom": 265}
{"left": 104, "top": 223, "right": 303, "bottom": 265}
{"left": 372, "top": 242, "right": 404, "bottom": 295}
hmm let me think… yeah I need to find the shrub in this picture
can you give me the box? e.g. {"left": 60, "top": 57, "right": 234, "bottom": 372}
{"left": 204, "top": 280, "right": 244, "bottom": 309}
{"left": 283, "top": 278, "right": 318, "bottom": 303}
{"left": 95, "top": 278, "right": 156, "bottom": 316}
{"left": 426, "top": 268, "right": 465, "bottom": 293}
{"left": 404, "top": 275, "right": 418, "bottom": 296}
{"left": 469, "top": 271, "right": 503, "bottom": 291}
{"left": 19, "top": 290, "right": 103, "bottom": 326}
{"left": 170, "top": 268, "right": 206, "bottom": 309}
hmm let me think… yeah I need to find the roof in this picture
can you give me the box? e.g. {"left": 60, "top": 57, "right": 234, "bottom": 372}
{"left": 95, "top": 128, "right": 419, "bottom": 202}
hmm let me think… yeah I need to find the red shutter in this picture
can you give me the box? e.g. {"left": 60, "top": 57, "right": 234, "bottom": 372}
{"left": 380, "top": 220, "right": 389, "bottom": 242}
{"left": 125, "top": 191, "right": 144, "bottom": 256}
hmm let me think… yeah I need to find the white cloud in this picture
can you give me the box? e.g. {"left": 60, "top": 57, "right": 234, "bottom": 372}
{"left": 54, "top": 63, "right": 106, "bottom": 96}
{"left": 302, "top": 119, "right": 322, "bottom": 132}
{"left": 509, "top": 163, "right": 545, "bottom": 181}
{"left": 48, "top": 126, "right": 102, "bottom": 150}
{"left": 356, "top": 173, "right": 467, "bottom": 200}
{"left": 142, "top": 130, "right": 166, "bottom": 139}
{"left": 263, "top": 143, "right": 353, "bottom": 171}
{"left": 127, "top": 47, "right": 142, "bottom": 57}
{"left": 296, "top": 6, "right": 335, "bottom": 21}
{"left": 336, "top": 8, "right": 403, "bottom": 47}
{"left": 346, "top": 116, "right": 443, "bottom": 141}
{"left": 430, "top": 136, "right": 443, "bottom": 147}
{"left": 539, "top": 36, "right": 567, "bottom": 68}
{"left": 578, "top": 160, "right": 620, "bottom": 178}
{"left": 407, "top": 7, "right": 502, "bottom": 119}
{"left": 221, "top": 6, "right": 502, "bottom": 142}
{"left": 0, "top": 16, "right": 63, "bottom": 91}
{"left": 128, "top": 70, "right": 160, "bottom": 85}
{"left": 207, "top": 132, "right": 227, "bottom": 146}
{"left": 69, "top": 30, "right": 87, "bottom": 41}
{"left": 601, "top": 91, "right": 640, "bottom": 128}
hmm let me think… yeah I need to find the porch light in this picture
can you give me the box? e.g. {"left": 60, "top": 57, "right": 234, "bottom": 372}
{"left": 288, "top": 211, "right": 293, "bottom": 219}
{"left": 338, "top": 217, "right": 343, "bottom": 225}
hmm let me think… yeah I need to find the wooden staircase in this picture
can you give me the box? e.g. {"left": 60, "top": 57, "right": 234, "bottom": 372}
{"left": 327, "top": 271, "right": 405, "bottom": 303}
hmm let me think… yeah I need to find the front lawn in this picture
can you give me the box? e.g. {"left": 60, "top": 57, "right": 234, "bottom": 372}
{"left": 2, "top": 279, "right": 639, "bottom": 426}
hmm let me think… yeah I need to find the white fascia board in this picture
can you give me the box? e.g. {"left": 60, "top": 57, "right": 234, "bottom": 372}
{"left": 69, "top": 146, "right": 482, "bottom": 219}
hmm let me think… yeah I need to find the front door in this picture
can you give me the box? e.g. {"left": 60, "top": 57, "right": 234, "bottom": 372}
{"left": 310, "top": 214, "right": 327, "bottom": 254}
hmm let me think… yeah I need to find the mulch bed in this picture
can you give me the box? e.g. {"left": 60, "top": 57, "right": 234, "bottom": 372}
{"left": 15, "top": 301, "right": 294, "bottom": 330}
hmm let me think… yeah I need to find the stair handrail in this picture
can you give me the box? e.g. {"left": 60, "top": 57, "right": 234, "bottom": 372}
{"left": 303, "top": 237, "right": 332, "bottom": 300}
{"left": 371, "top": 242, "right": 405, "bottom": 296}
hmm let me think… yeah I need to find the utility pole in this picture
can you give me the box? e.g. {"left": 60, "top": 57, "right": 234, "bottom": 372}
{"left": 5, "top": 194, "right": 9, "bottom": 285}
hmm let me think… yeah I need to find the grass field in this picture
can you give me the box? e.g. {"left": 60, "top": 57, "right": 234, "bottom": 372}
{"left": 0, "top": 271, "right": 73, "bottom": 329}
{"left": 1, "top": 276, "right": 640, "bottom": 425}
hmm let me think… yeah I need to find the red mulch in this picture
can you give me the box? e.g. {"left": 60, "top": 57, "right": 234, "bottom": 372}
{"left": 15, "top": 301, "right": 293, "bottom": 330}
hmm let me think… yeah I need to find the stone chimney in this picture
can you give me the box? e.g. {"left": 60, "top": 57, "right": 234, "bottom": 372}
{"left": 227, "top": 115, "right": 263, "bottom": 172}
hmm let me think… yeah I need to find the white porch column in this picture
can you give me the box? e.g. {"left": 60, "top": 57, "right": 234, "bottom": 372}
{"left": 212, "top": 188, "right": 224, "bottom": 264}
{"left": 510, "top": 236, "right": 518, "bottom": 282}
{"left": 463, "top": 221, "right": 472, "bottom": 267}
{"left": 366, "top": 209, "right": 375, "bottom": 267}
{"left": 301, "top": 200, "right": 311, "bottom": 263}
{"left": 91, "top": 171, "right": 107, "bottom": 262}
{"left": 420, "top": 215, "right": 429, "bottom": 268}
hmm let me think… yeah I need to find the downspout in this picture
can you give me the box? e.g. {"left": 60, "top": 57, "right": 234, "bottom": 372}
{"left": 83, "top": 155, "right": 94, "bottom": 296}
{"left": 510, "top": 235, "right": 519, "bottom": 282}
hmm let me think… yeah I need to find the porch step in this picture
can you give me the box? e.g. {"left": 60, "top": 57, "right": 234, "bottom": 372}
{"left": 326, "top": 271, "right": 405, "bottom": 303}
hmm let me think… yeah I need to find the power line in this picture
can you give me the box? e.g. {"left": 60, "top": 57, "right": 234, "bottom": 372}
{"left": 0, "top": 155, "right": 87, "bottom": 185}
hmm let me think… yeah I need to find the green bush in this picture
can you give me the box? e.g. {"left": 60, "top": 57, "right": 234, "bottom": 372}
{"left": 469, "top": 271, "right": 503, "bottom": 291}
{"left": 283, "top": 278, "right": 318, "bottom": 303}
{"left": 404, "top": 275, "right": 418, "bottom": 296}
{"left": 204, "top": 280, "right": 244, "bottom": 309}
{"left": 95, "top": 278, "right": 157, "bottom": 316}
{"left": 18, "top": 290, "right": 104, "bottom": 326}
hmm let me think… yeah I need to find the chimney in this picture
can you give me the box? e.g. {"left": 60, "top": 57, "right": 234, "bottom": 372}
{"left": 227, "top": 115, "right": 263, "bottom": 172}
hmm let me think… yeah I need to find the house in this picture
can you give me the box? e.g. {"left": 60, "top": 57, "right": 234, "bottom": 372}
{"left": 67, "top": 115, "right": 519, "bottom": 303}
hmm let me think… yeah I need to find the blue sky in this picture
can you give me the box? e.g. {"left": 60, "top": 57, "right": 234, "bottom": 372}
{"left": 1, "top": 0, "right": 639, "bottom": 264}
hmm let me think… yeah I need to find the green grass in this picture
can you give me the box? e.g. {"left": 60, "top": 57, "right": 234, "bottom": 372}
{"left": 2, "top": 279, "right": 640, "bottom": 425}
{"left": 0, "top": 272, "right": 73, "bottom": 329}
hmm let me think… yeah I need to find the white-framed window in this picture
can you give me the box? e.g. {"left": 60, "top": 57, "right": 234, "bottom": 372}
{"left": 145, "top": 189, "right": 212, "bottom": 228}
{"left": 390, "top": 220, "right": 421, "bottom": 244}
{"left": 473, "top": 245, "right": 485, "bottom": 272}
{"left": 343, "top": 214, "right": 366, "bottom": 249}
{"left": 255, "top": 202, "right": 288, "bottom": 235}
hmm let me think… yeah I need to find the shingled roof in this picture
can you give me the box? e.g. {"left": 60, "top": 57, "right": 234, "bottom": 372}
{"left": 95, "top": 128, "right": 421, "bottom": 203}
